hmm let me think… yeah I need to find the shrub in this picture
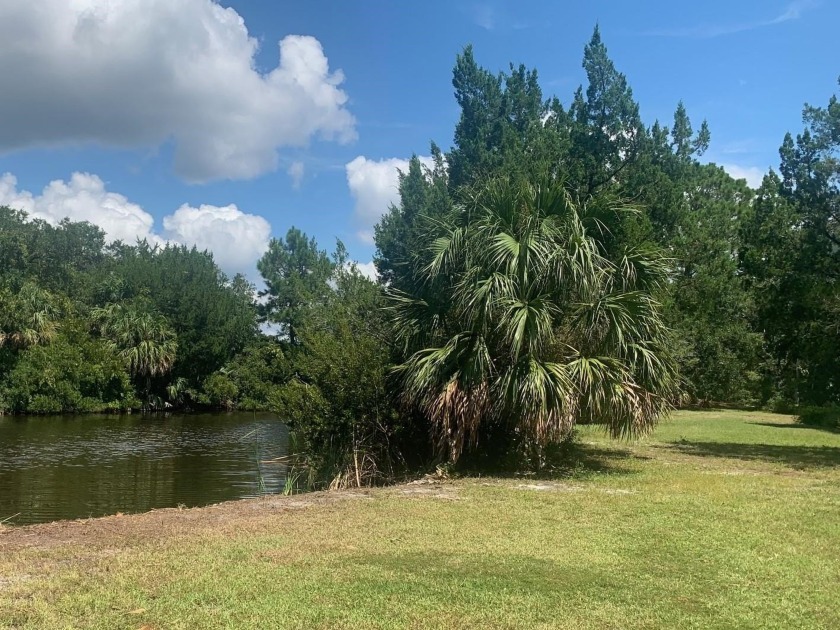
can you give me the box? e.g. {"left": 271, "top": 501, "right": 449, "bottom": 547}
{"left": 797, "top": 406, "right": 840, "bottom": 430}
{"left": 270, "top": 267, "right": 414, "bottom": 489}
{"left": 212, "top": 342, "right": 292, "bottom": 411}
{"left": 0, "top": 321, "right": 136, "bottom": 413}
{"left": 200, "top": 373, "right": 239, "bottom": 409}
{"left": 766, "top": 394, "right": 798, "bottom": 415}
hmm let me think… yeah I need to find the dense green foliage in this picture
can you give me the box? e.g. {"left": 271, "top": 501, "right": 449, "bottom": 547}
{"left": 173, "top": 235, "right": 413, "bottom": 486}
{"left": 272, "top": 261, "right": 409, "bottom": 486}
{"left": 257, "top": 228, "right": 334, "bottom": 345}
{"left": 390, "top": 178, "right": 679, "bottom": 463}
{"left": 2, "top": 26, "right": 839, "bottom": 479}
{"left": 0, "top": 208, "right": 259, "bottom": 412}
{"left": 797, "top": 406, "right": 840, "bottom": 430}
{"left": 2, "top": 319, "right": 136, "bottom": 413}
{"left": 378, "top": 29, "right": 840, "bottom": 417}
{"left": 739, "top": 88, "right": 840, "bottom": 407}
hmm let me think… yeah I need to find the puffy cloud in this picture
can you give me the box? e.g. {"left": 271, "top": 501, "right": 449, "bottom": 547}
{"left": 162, "top": 204, "right": 271, "bottom": 274}
{"left": 0, "top": 172, "right": 156, "bottom": 244}
{"left": 355, "top": 261, "right": 378, "bottom": 281}
{"left": 345, "top": 155, "right": 434, "bottom": 243}
{"left": 721, "top": 164, "right": 765, "bottom": 189}
{"left": 287, "top": 161, "right": 305, "bottom": 189}
{"left": 0, "top": 1, "right": 356, "bottom": 182}
{"left": 0, "top": 172, "right": 270, "bottom": 276}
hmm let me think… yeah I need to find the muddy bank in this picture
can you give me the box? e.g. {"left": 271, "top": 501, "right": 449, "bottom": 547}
{"left": 0, "top": 479, "right": 460, "bottom": 553}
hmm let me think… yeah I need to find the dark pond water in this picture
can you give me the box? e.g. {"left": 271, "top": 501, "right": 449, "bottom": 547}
{"left": 0, "top": 412, "right": 288, "bottom": 526}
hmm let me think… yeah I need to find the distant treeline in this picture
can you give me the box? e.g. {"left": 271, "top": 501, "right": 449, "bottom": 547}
{"left": 0, "top": 214, "right": 258, "bottom": 413}
{"left": 2, "top": 27, "right": 838, "bottom": 482}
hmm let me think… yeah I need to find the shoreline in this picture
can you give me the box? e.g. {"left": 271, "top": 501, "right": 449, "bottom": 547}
{"left": 3, "top": 411, "right": 839, "bottom": 628}
{"left": 0, "top": 485, "right": 387, "bottom": 551}
{"left": 0, "top": 476, "right": 455, "bottom": 551}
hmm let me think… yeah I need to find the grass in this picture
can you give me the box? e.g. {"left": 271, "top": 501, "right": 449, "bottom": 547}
{"left": 2, "top": 410, "right": 840, "bottom": 629}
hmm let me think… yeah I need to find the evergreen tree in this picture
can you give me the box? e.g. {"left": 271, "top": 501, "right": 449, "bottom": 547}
{"left": 257, "top": 227, "right": 334, "bottom": 345}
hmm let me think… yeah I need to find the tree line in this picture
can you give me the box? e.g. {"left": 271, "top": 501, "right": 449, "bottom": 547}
{"left": 0, "top": 217, "right": 257, "bottom": 413}
{"left": 2, "top": 27, "right": 838, "bottom": 481}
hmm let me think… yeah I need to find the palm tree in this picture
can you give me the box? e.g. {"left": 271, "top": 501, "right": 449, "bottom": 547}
{"left": 390, "top": 178, "right": 681, "bottom": 463}
{"left": 0, "top": 282, "right": 61, "bottom": 349}
{"left": 93, "top": 302, "right": 177, "bottom": 406}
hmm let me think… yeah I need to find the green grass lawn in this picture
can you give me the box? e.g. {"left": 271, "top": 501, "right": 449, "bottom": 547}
{"left": 2, "top": 410, "right": 840, "bottom": 629}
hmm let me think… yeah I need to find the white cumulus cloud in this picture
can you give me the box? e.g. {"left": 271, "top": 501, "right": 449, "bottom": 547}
{"left": 0, "top": 172, "right": 270, "bottom": 276}
{"left": 163, "top": 204, "right": 271, "bottom": 274}
{"left": 354, "top": 261, "right": 378, "bottom": 281}
{"left": 345, "top": 155, "right": 433, "bottom": 243}
{"left": 0, "top": 1, "right": 356, "bottom": 182}
{"left": 0, "top": 172, "right": 157, "bottom": 244}
{"left": 721, "top": 164, "right": 766, "bottom": 189}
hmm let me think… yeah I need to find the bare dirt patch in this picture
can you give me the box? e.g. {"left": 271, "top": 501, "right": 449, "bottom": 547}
{"left": 516, "top": 482, "right": 582, "bottom": 492}
{"left": 398, "top": 487, "right": 460, "bottom": 500}
{"left": 0, "top": 489, "right": 376, "bottom": 553}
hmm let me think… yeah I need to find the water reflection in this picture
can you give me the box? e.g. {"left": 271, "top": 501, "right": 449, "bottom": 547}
{"left": 0, "top": 412, "right": 288, "bottom": 525}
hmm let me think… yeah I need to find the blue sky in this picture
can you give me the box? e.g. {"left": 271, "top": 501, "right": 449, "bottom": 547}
{"left": 0, "top": 0, "right": 835, "bottom": 280}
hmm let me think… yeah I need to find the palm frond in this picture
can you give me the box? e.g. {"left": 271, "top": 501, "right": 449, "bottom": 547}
{"left": 389, "top": 177, "right": 681, "bottom": 461}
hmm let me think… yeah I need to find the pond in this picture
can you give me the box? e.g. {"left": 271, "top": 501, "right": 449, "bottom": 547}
{"left": 0, "top": 412, "right": 288, "bottom": 526}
